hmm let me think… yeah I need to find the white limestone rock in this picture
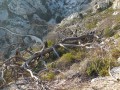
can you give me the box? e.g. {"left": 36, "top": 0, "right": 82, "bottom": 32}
{"left": 117, "top": 57, "right": 120, "bottom": 64}
{"left": 110, "top": 66, "right": 120, "bottom": 80}
{"left": 112, "top": 0, "right": 120, "bottom": 15}
{"left": 113, "top": 0, "right": 120, "bottom": 9}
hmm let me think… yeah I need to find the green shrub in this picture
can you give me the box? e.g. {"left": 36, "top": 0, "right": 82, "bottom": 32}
{"left": 85, "top": 19, "right": 97, "bottom": 30}
{"left": 47, "top": 40, "right": 55, "bottom": 47}
{"left": 111, "top": 49, "right": 120, "bottom": 59}
{"left": 59, "top": 53, "right": 74, "bottom": 62}
{"left": 56, "top": 53, "right": 75, "bottom": 69}
{"left": 114, "top": 14, "right": 120, "bottom": 22}
{"left": 74, "top": 51, "right": 86, "bottom": 61}
{"left": 104, "top": 27, "right": 114, "bottom": 37}
{"left": 47, "top": 62, "right": 57, "bottom": 69}
{"left": 33, "top": 60, "right": 45, "bottom": 73}
{"left": 86, "top": 58, "right": 116, "bottom": 77}
{"left": 114, "top": 33, "right": 120, "bottom": 39}
{"left": 57, "top": 47, "right": 68, "bottom": 56}
{"left": 41, "top": 71, "right": 55, "bottom": 81}
{"left": 113, "top": 25, "right": 120, "bottom": 31}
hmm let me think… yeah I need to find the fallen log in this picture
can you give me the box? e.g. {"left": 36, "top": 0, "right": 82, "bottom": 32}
{"left": 0, "top": 31, "right": 100, "bottom": 86}
{"left": 24, "top": 33, "right": 97, "bottom": 66}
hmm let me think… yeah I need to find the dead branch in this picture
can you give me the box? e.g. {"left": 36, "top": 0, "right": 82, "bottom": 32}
{"left": 52, "top": 47, "right": 60, "bottom": 58}
{"left": 59, "top": 43, "right": 92, "bottom": 48}
{"left": 0, "top": 64, "right": 6, "bottom": 84}
{"left": 0, "top": 30, "right": 100, "bottom": 86}
{"left": 25, "top": 68, "right": 38, "bottom": 81}
{"left": 22, "top": 33, "right": 97, "bottom": 66}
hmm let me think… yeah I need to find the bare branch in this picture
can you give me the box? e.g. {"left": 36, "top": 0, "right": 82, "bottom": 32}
{"left": 52, "top": 47, "right": 60, "bottom": 58}
{"left": 25, "top": 68, "right": 38, "bottom": 81}
{"left": 0, "top": 64, "right": 6, "bottom": 84}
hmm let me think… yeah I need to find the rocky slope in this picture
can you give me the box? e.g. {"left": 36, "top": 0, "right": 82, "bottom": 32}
{"left": 0, "top": 0, "right": 115, "bottom": 59}
{"left": 0, "top": 0, "right": 120, "bottom": 90}
{"left": 0, "top": 0, "right": 91, "bottom": 59}
{"left": 48, "top": 0, "right": 120, "bottom": 89}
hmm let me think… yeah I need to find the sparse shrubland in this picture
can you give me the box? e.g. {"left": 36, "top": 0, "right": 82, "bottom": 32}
{"left": 86, "top": 57, "right": 117, "bottom": 77}
{"left": 111, "top": 49, "right": 120, "bottom": 59}
{"left": 47, "top": 40, "right": 55, "bottom": 47}
{"left": 85, "top": 19, "right": 98, "bottom": 30}
{"left": 55, "top": 53, "right": 75, "bottom": 70}
{"left": 1, "top": 1, "right": 120, "bottom": 89}
{"left": 40, "top": 71, "right": 55, "bottom": 81}
{"left": 114, "top": 32, "right": 120, "bottom": 39}
{"left": 104, "top": 27, "right": 115, "bottom": 37}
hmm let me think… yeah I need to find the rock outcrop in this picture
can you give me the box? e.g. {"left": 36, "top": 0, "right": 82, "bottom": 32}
{"left": 113, "top": 0, "right": 120, "bottom": 15}
{"left": 92, "top": 0, "right": 113, "bottom": 13}
{"left": 113, "top": 0, "right": 120, "bottom": 9}
{"left": 0, "top": 0, "right": 92, "bottom": 58}
{"left": 0, "top": 0, "right": 50, "bottom": 58}
{"left": 0, "top": 0, "right": 115, "bottom": 58}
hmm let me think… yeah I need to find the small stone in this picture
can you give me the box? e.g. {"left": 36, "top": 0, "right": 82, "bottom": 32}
{"left": 117, "top": 57, "right": 120, "bottom": 64}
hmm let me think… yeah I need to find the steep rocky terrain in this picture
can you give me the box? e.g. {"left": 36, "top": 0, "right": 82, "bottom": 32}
{"left": 0, "top": 0, "right": 120, "bottom": 90}
{"left": 0, "top": 0, "right": 114, "bottom": 58}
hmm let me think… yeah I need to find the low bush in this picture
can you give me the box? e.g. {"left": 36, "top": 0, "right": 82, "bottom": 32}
{"left": 104, "top": 27, "right": 115, "bottom": 37}
{"left": 47, "top": 62, "right": 57, "bottom": 69}
{"left": 86, "top": 58, "right": 117, "bottom": 77}
{"left": 40, "top": 71, "right": 55, "bottom": 81}
{"left": 56, "top": 53, "right": 75, "bottom": 70}
{"left": 47, "top": 40, "right": 55, "bottom": 47}
{"left": 74, "top": 51, "right": 86, "bottom": 61}
{"left": 114, "top": 32, "right": 120, "bottom": 39}
{"left": 113, "top": 25, "right": 120, "bottom": 31}
{"left": 85, "top": 19, "right": 98, "bottom": 30}
{"left": 111, "top": 49, "right": 120, "bottom": 59}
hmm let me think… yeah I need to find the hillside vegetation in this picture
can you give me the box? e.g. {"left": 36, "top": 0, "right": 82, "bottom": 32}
{"left": 0, "top": 0, "right": 120, "bottom": 90}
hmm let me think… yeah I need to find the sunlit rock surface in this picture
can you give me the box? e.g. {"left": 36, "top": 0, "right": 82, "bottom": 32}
{"left": 112, "top": 0, "right": 120, "bottom": 15}
{"left": 0, "top": 0, "right": 115, "bottom": 58}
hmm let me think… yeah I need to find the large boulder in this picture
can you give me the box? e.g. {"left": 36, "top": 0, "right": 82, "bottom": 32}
{"left": 112, "top": 0, "right": 120, "bottom": 15}
{"left": 113, "top": 0, "right": 120, "bottom": 9}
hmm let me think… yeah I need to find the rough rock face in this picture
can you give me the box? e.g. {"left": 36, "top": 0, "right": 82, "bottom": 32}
{"left": 0, "top": 0, "right": 50, "bottom": 59}
{"left": 47, "top": 0, "right": 91, "bottom": 23}
{"left": 112, "top": 0, "right": 120, "bottom": 15}
{"left": 0, "top": 0, "right": 115, "bottom": 58}
{"left": 0, "top": 0, "right": 89, "bottom": 59}
{"left": 7, "top": 0, "right": 91, "bottom": 23}
{"left": 92, "top": 0, "right": 113, "bottom": 13}
{"left": 113, "top": 0, "right": 120, "bottom": 9}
